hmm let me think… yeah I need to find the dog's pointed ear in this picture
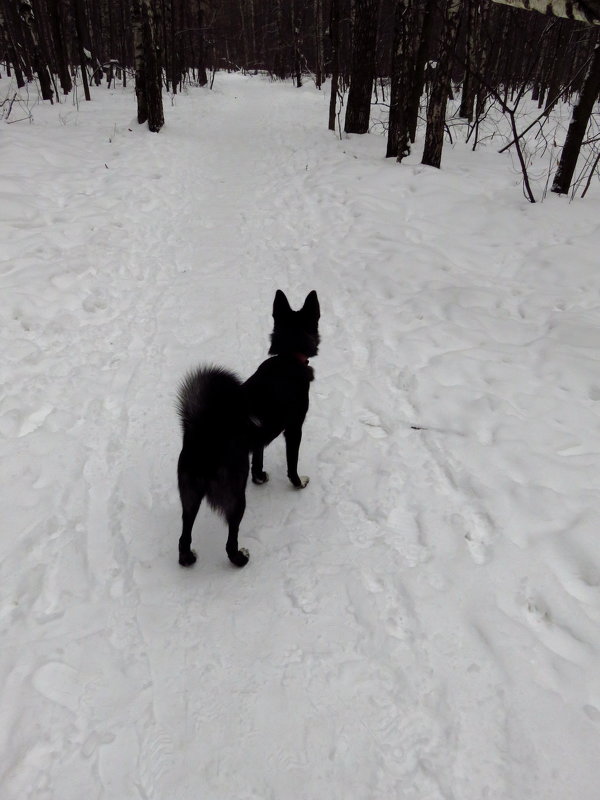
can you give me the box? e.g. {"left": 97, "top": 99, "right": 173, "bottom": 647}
{"left": 302, "top": 290, "right": 320, "bottom": 320}
{"left": 273, "top": 289, "right": 292, "bottom": 317}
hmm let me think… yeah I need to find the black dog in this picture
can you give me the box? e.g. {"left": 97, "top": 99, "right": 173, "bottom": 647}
{"left": 176, "top": 290, "right": 320, "bottom": 568}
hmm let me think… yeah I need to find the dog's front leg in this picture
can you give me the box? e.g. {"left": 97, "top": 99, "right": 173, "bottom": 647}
{"left": 251, "top": 446, "right": 269, "bottom": 484}
{"left": 284, "top": 425, "right": 309, "bottom": 488}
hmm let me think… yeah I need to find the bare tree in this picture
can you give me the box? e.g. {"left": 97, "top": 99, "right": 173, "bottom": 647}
{"left": 344, "top": 0, "right": 380, "bottom": 133}
{"left": 552, "top": 41, "right": 600, "bottom": 194}
{"left": 314, "top": 0, "right": 324, "bottom": 88}
{"left": 422, "top": 0, "right": 462, "bottom": 167}
{"left": 328, "top": 0, "right": 341, "bottom": 129}
{"left": 387, "top": 0, "right": 416, "bottom": 159}
{"left": 131, "top": 0, "right": 164, "bottom": 131}
{"left": 17, "top": 0, "right": 54, "bottom": 101}
{"left": 72, "top": 0, "right": 91, "bottom": 100}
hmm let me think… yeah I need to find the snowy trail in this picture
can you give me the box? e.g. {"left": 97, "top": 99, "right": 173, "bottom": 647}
{"left": 2, "top": 75, "right": 600, "bottom": 799}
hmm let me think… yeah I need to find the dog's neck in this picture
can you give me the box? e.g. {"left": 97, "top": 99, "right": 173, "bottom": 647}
{"left": 292, "top": 352, "right": 310, "bottom": 366}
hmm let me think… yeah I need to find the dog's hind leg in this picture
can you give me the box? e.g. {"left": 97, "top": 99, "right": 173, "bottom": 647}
{"left": 251, "top": 446, "right": 269, "bottom": 485}
{"left": 225, "top": 493, "right": 250, "bottom": 568}
{"left": 177, "top": 456, "right": 203, "bottom": 567}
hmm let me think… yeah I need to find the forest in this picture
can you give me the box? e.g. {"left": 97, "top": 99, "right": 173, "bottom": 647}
{"left": 3, "top": 1, "right": 600, "bottom": 799}
{"left": 1, "top": 0, "right": 600, "bottom": 200}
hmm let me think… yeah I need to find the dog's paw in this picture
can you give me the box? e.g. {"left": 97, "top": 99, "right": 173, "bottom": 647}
{"left": 179, "top": 549, "right": 197, "bottom": 567}
{"left": 292, "top": 475, "right": 310, "bottom": 489}
{"left": 227, "top": 547, "right": 250, "bottom": 568}
{"left": 252, "top": 471, "right": 269, "bottom": 485}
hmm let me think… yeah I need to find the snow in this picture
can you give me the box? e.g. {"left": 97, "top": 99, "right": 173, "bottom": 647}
{"left": 2, "top": 73, "right": 600, "bottom": 799}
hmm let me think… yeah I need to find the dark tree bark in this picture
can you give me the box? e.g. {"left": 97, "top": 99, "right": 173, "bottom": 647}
{"left": 17, "top": 0, "right": 54, "bottom": 101}
{"left": 387, "top": 0, "right": 415, "bottom": 159}
{"left": 552, "top": 42, "right": 600, "bottom": 195}
{"left": 132, "top": 0, "right": 148, "bottom": 121}
{"left": 328, "top": 0, "right": 340, "bottom": 129}
{"left": 421, "top": 0, "right": 462, "bottom": 167}
{"left": 407, "top": 0, "right": 436, "bottom": 142}
{"left": 314, "top": 0, "right": 324, "bottom": 88}
{"left": 1, "top": 4, "right": 27, "bottom": 87}
{"left": 473, "top": 0, "right": 491, "bottom": 122}
{"left": 459, "top": 0, "right": 477, "bottom": 119}
{"left": 131, "top": 0, "right": 164, "bottom": 131}
{"left": 195, "top": 0, "right": 208, "bottom": 86}
{"left": 171, "top": 0, "right": 178, "bottom": 93}
{"left": 544, "top": 25, "right": 568, "bottom": 113}
{"left": 395, "top": 0, "right": 432, "bottom": 143}
{"left": 47, "top": 0, "right": 72, "bottom": 94}
{"left": 344, "top": 0, "right": 380, "bottom": 134}
{"left": 292, "top": 0, "right": 308, "bottom": 87}
{"left": 272, "top": 0, "right": 287, "bottom": 79}
{"left": 72, "top": 0, "right": 91, "bottom": 100}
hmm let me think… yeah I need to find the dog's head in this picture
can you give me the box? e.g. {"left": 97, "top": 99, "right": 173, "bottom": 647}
{"left": 269, "top": 290, "right": 320, "bottom": 358}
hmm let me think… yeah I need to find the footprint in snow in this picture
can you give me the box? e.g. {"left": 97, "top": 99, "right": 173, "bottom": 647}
{"left": 583, "top": 704, "right": 600, "bottom": 723}
{"left": 588, "top": 385, "right": 600, "bottom": 402}
{"left": 519, "top": 591, "right": 592, "bottom": 666}
{"left": 451, "top": 511, "right": 494, "bottom": 565}
{"left": 82, "top": 292, "right": 109, "bottom": 313}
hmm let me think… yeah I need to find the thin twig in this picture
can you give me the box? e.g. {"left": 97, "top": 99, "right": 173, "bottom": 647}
{"left": 498, "top": 53, "right": 593, "bottom": 155}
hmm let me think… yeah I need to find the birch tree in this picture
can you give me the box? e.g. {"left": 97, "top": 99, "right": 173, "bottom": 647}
{"left": 422, "top": 0, "right": 462, "bottom": 168}
{"left": 492, "top": 0, "right": 600, "bottom": 25}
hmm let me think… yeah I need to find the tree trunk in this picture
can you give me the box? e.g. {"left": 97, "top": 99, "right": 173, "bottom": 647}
{"left": 273, "top": 0, "right": 286, "bottom": 79}
{"left": 344, "top": 0, "right": 380, "bottom": 133}
{"left": 17, "top": 0, "right": 54, "bottom": 101}
{"left": 170, "top": 0, "right": 179, "bottom": 93}
{"left": 1, "top": 4, "right": 27, "bottom": 87}
{"left": 195, "top": 0, "right": 208, "bottom": 86}
{"left": 473, "top": 0, "right": 491, "bottom": 121}
{"left": 131, "top": 0, "right": 147, "bottom": 121}
{"left": 490, "top": 0, "right": 600, "bottom": 25}
{"left": 47, "top": 0, "right": 72, "bottom": 94}
{"left": 408, "top": 0, "right": 436, "bottom": 142}
{"left": 552, "top": 42, "right": 600, "bottom": 195}
{"left": 387, "top": 0, "right": 414, "bottom": 159}
{"left": 72, "top": 0, "right": 91, "bottom": 100}
{"left": 459, "top": 0, "right": 477, "bottom": 119}
{"left": 421, "top": 0, "right": 462, "bottom": 167}
{"left": 314, "top": 0, "right": 324, "bottom": 88}
{"left": 328, "top": 0, "right": 340, "bottom": 129}
{"left": 247, "top": 0, "right": 257, "bottom": 70}
{"left": 131, "top": 0, "right": 164, "bottom": 131}
{"left": 292, "top": 0, "right": 308, "bottom": 87}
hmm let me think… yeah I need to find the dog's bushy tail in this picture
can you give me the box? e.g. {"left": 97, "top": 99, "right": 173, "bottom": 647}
{"left": 177, "top": 366, "right": 244, "bottom": 440}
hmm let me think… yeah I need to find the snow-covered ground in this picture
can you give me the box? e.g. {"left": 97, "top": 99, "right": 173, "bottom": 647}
{"left": 2, "top": 73, "right": 600, "bottom": 799}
